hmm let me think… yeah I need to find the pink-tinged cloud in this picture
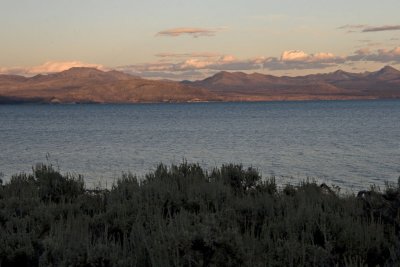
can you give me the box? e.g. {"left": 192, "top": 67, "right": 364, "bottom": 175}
{"left": 0, "top": 67, "right": 26, "bottom": 76}
{"left": 281, "top": 50, "right": 339, "bottom": 63}
{"left": 281, "top": 50, "right": 309, "bottom": 61}
{"left": 112, "top": 46, "right": 400, "bottom": 80}
{"left": 119, "top": 54, "right": 248, "bottom": 73}
{"left": 179, "top": 55, "right": 237, "bottom": 69}
{"left": 0, "top": 61, "right": 104, "bottom": 76}
{"left": 117, "top": 50, "right": 347, "bottom": 77}
{"left": 156, "top": 27, "right": 222, "bottom": 38}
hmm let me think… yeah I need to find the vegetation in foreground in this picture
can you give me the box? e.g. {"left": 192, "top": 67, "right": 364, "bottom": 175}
{"left": 0, "top": 163, "right": 400, "bottom": 267}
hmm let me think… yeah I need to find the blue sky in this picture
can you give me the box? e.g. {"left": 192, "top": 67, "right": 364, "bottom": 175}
{"left": 1, "top": 0, "right": 400, "bottom": 79}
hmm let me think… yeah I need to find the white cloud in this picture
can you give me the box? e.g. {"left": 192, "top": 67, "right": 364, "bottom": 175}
{"left": 281, "top": 50, "right": 309, "bottom": 61}
{"left": 281, "top": 50, "right": 338, "bottom": 62}
{"left": 313, "top": 52, "right": 337, "bottom": 61}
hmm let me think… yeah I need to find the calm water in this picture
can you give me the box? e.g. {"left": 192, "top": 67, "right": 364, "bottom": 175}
{"left": 0, "top": 100, "right": 399, "bottom": 190}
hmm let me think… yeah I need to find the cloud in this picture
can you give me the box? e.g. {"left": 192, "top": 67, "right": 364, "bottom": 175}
{"left": 281, "top": 50, "right": 341, "bottom": 63}
{"left": 0, "top": 67, "right": 26, "bottom": 76}
{"left": 118, "top": 54, "right": 266, "bottom": 74}
{"left": 339, "top": 24, "right": 400, "bottom": 33}
{"left": 6, "top": 47, "right": 400, "bottom": 81}
{"left": 338, "top": 24, "right": 368, "bottom": 30}
{"left": 347, "top": 47, "right": 400, "bottom": 62}
{"left": 178, "top": 55, "right": 265, "bottom": 71}
{"left": 115, "top": 50, "right": 345, "bottom": 77}
{"left": 0, "top": 61, "right": 104, "bottom": 76}
{"left": 28, "top": 61, "right": 104, "bottom": 74}
{"left": 281, "top": 50, "right": 309, "bottom": 61}
{"left": 354, "top": 48, "right": 371, "bottom": 56}
{"left": 262, "top": 50, "right": 346, "bottom": 70}
{"left": 156, "top": 27, "right": 223, "bottom": 38}
{"left": 116, "top": 45, "right": 400, "bottom": 76}
{"left": 116, "top": 69, "right": 208, "bottom": 80}
{"left": 363, "top": 25, "right": 400, "bottom": 32}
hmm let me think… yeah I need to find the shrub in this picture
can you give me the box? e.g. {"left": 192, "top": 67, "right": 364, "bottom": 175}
{"left": 0, "top": 163, "right": 399, "bottom": 266}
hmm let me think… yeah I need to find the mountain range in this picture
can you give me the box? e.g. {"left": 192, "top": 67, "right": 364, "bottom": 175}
{"left": 1, "top": 66, "right": 399, "bottom": 104}
{"left": 184, "top": 65, "right": 400, "bottom": 101}
{"left": 0, "top": 68, "right": 217, "bottom": 104}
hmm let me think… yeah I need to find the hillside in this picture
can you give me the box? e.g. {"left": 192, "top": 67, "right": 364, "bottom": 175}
{"left": 0, "top": 68, "right": 218, "bottom": 103}
{"left": 184, "top": 66, "right": 400, "bottom": 101}
{"left": 1, "top": 66, "right": 400, "bottom": 103}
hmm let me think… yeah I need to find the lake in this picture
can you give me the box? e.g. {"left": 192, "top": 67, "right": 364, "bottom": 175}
{"left": 0, "top": 100, "right": 399, "bottom": 190}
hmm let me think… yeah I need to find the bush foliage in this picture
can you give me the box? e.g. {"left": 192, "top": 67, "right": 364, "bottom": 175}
{"left": 0, "top": 163, "right": 399, "bottom": 266}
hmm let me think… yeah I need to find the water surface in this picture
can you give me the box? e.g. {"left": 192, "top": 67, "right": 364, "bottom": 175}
{"left": 1, "top": 100, "right": 399, "bottom": 190}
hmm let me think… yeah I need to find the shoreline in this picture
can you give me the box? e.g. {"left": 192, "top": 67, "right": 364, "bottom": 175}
{"left": 0, "top": 96, "right": 399, "bottom": 105}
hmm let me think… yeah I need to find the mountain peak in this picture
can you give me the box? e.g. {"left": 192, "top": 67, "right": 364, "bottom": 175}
{"left": 379, "top": 65, "right": 399, "bottom": 73}
{"left": 61, "top": 67, "right": 102, "bottom": 74}
{"left": 212, "top": 71, "right": 248, "bottom": 79}
{"left": 320, "top": 69, "right": 353, "bottom": 80}
{"left": 369, "top": 65, "right": 400, "bottom": 80}
{"left": 52, "top": 67, "right": 109, "bottom": 79}
{"left": 333, "top": 69, "right": 346, "bottom": 74}
{"left": 213, "top": 71, "right": 234, "bottom": 78}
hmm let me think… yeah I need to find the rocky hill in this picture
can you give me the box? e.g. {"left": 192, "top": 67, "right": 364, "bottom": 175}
{"left": 1, "top": 66, "right": 400, "bottom": 103}
{"left": 184, "top": 66, "right": 400, "bottom": 101}
{"left": 0, "top": 68, "right": 218, "bottom": 103}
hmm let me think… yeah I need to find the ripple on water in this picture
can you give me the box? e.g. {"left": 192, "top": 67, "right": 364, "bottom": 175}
{"left": 0, "top": 100, "right": 399, "bottom": 190}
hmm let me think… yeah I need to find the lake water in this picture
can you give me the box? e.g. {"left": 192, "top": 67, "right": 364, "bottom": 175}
{"left": 0, "top": 100, "right": 399, "bottom": 190}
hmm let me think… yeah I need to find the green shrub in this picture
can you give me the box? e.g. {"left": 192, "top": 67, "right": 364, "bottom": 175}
{"left": 0, "top": 163, "right": 399, "bottom": 266}
{"left": 34, "top": 164, "right": 84, "bottom": 202}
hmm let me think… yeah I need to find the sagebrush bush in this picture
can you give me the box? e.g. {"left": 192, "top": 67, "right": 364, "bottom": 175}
{"left": 0, "top": 163, "right": 399, "bottom": 266}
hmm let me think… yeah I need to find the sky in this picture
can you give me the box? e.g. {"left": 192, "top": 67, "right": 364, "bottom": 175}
{"left": 1, "top": 0, "right": 400, "bottom": 80}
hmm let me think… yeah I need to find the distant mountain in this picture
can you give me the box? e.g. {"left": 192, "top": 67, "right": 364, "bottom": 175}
{"left": 184, "top": 66, "right": 400, "bottom": 101}
{"left": 1, "top": 66, "right": 400, "bottom": 104}
{"left": 0, "top": 68, "right": 218, "bottom": 103}
{"left": 366, "top": 65, "right": 400, "bottom": 81}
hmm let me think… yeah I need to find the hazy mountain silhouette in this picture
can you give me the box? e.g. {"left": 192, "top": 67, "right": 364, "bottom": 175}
{"left": 1, "top": 66, "right": 399, "bottom": 103}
